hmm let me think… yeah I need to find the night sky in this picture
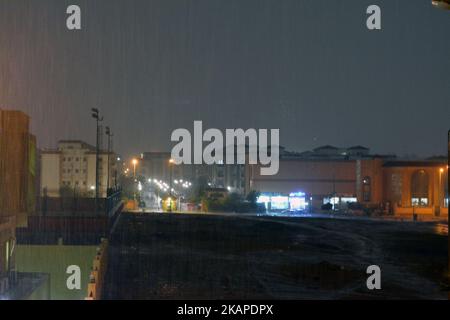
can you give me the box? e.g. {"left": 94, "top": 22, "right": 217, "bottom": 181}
{"left": 0, "top": 0, "right": 449, "bottom": 158}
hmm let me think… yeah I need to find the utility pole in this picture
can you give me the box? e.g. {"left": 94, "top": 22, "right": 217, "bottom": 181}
{"left": 169, "top": 158, "right": 175, "bottom": 212}
{"left": 447, "top": 130, "right": 449, "bottom": 300}
{"left": 105, "top": 126, "right": 113, "bottom": 195}
{"left": 91, "top": 108, "right": 103, "bottom": 215}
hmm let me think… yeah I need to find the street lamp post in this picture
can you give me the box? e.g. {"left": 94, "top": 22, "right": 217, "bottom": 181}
{"left": 448, "top": 129, "right": 450, "bottom": 296}
{"left": 91, "top": 108, "right": 103, "bottom": 215}
{"left": 447, "top": 129, "right": 450, "bottom": 209}
{"left": 131, "top": 158, "right": 138, "bottom": 206}
{"left": 169, "top": 158, "right": 175, "bottom": 212}
{"left": 132, "top": 158, "right": 138, "bottom": 179}
{"left": 439, "top": 168, "right": 444, "bottom": 207}
{"left": 105, "top": 126, "right": 113, "bottom": 196}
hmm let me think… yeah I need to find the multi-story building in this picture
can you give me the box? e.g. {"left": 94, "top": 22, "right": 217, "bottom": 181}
{"left": 138, "top": 151, "right": 246, "bottom": 194}
{"left": 40, "top": 140, "right": 117, "bottom": 198}
{"left": 138, "top": 152, "right": 175, "bottom": 182}
{"left": 0, "top": 109, "right": 36, "bottom": 295}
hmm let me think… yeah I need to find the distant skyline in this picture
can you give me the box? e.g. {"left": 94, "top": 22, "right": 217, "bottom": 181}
{"left": 0, "top": 0, "right": 449, "bottom": 158}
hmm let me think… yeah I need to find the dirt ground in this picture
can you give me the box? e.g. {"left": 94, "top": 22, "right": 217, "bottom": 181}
{"left": 103, "top": 213, "right": 448, "bottom": 299}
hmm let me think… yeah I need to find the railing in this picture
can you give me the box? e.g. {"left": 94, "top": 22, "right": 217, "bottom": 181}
{"left": 105, "top": 189, "right": 122, "bottom": 218}
{"left": 38, "top": 189, "right": 123, "bottom": 217}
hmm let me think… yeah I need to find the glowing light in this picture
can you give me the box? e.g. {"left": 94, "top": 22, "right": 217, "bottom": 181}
{"left": 289, "top": 191, "right": 305, "bottom": 197}
{"left": 257, "top": 195, "right": 271, "bottom": 204}
{"left": 271, "top": 196, "right": 289, "bottom": 210}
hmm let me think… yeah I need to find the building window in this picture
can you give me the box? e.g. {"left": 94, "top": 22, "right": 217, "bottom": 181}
{"left": 363, "top": 176, "right": 371, "bottom": 202}
{"left": 390, "top": 173, "right": 402, "bottom": 204}
{"left": 411, "top": 170, "right": 429, "bottom": 207}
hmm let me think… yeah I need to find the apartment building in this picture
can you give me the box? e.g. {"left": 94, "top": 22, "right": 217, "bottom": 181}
{"left": 40, "top": 140, "right": 117, "bottom": 198}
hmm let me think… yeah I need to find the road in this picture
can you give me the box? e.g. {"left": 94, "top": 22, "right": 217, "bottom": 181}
{"left": 103, "top": 212, "right": 448, "bottom": 299}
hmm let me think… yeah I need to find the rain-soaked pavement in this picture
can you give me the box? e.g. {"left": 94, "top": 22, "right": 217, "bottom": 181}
{"left": 103, "top": 212, "right": 448, "bottom": 299}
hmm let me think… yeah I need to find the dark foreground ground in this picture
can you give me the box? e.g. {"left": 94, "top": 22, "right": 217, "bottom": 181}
{"left": 103, "top": 212, "right": 448, "bottom": 299}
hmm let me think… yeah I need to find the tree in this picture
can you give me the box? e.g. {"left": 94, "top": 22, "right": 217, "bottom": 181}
{"left": 246, "top": 190, "right": 260, "bottom": 204}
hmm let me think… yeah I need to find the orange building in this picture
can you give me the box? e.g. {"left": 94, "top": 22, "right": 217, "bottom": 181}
{"left": 249, "top": 146, "right": 448, "bottom": 218}
{"left": 382, "top": 161, "right": 448, "bottom": 217}
{"left": 0, "top": 109, "right": 36, "bottom": 290}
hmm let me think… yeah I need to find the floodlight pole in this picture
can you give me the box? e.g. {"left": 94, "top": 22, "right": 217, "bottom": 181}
{"left": 105, "top": 126, "right": 113, "bottom": 195}
{"left": 447, "top": 129, "right": 449, "bottom": 299}
{"left": 91, "top": 108, "right": 103, "bottom": 215}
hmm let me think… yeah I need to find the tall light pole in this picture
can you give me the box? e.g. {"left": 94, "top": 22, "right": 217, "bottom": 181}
{"left": 169, "top": 158, "right": 175, "bottom": 212}
{"left": 444, "top": 131, "right": 450, "bottom": 208}
{"left": 132, "top": 158, "right": 138, "bottom": 205}
{"left": 91, "top": 108, "right": 103, "bottom": 215}
{"left": 438, "top": 168, "right": 444, "bottom": 208}
{"left": 132, "top": 158, "right": 138, "bottom": 179}
{"left": 105, "top": 126, "right": 113, "bottom": 195}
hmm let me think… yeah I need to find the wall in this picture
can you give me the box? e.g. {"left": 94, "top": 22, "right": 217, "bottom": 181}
{"left": 15, "top": 245, "right": 97, "bottom": 300}
{"left": 250, "top": 159, "right": 357, "bottom": 198}
{"left": 0, "top": 110, "right": 32, "bottom": 217}
{"left": 41, "top": 153, "right": 61, "bottom": 197}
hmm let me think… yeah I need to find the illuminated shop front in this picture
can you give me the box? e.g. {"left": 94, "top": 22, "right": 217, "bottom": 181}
{"left": 257, "top": 191, "right": 307, "bottom": 212}
{"left": 323, "top": 196, "right": 357, "bottom": 210}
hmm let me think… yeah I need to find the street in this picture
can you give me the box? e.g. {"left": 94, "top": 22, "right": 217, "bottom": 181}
{"left": 103, "top": 212, "right": 448, "bottom": 299}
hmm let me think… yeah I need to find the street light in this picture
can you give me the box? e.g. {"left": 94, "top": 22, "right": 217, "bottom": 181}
{"left": 168, "top": 158, "right": 175, "bottom": 212}
{"left": 91, "top": 108, "right": 103, "bottom": 215}
{"left": 131, "top": 158, "right": 139, "bottom": 205}
{"left": 132, "top": 158, "right": 138, "bottom": 178}
{"left": 105, "top": 126, "right": 113, "bottom": 194}
{"left": 439, "top": 168, "right": 445, "bottom": 207}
